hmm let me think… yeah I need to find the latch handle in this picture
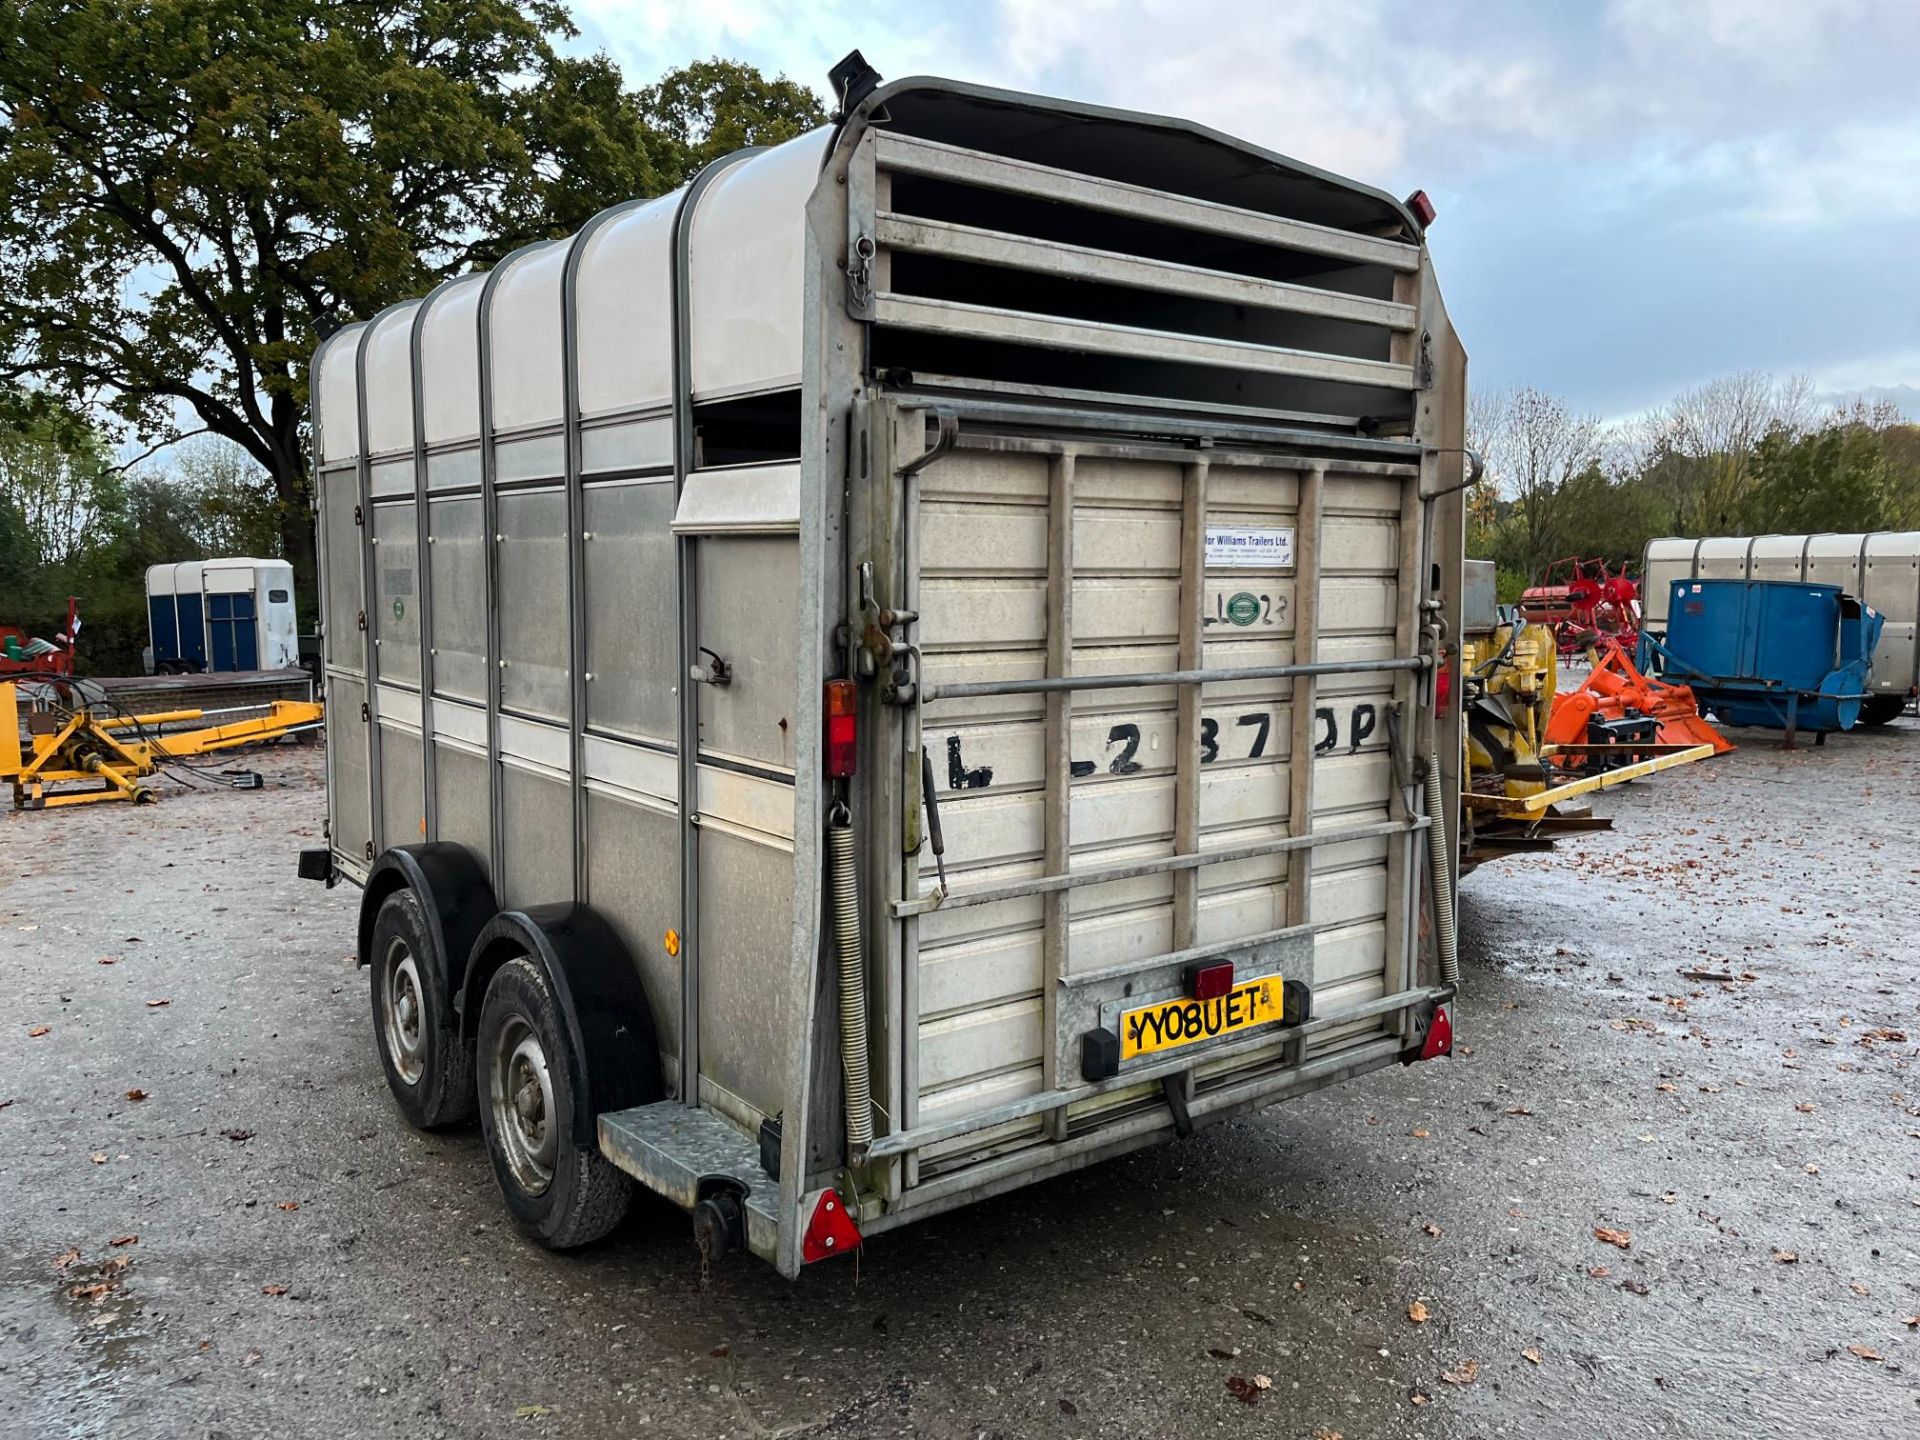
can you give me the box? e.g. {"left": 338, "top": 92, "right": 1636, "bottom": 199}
{"left": 689, "top": 647, "right": 732, "bottom": 686}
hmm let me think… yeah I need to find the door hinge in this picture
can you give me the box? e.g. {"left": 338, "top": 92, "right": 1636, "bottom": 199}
{"left": 364, "top": 840, "right": 375, "bottom": 861}
{"left": 360, "top": 701, "right": 370, "bottom": 723}
{"left": 356, "top": 610, "right": 367, "bottom": 632}
{"left": 354, "top": 503, "right": 364, "bottom": 527}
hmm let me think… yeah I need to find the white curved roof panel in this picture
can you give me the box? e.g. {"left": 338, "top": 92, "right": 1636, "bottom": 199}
{"left": 488, "top": 239, "right": 572, "bottom": 433}
{"left": 419, "top": 276, "right": 484, "bottom": 447}
{"left": 687, "top": 130, "right": 830, "bottom": 401}
{"left": 575, "top": 190, "right": 682, "bottom": 420}
{"left": 315, "top": 323, "right": 366, "bottom": 463}
{"left": 363, "top": 303, "right": 420, "bottom": 457}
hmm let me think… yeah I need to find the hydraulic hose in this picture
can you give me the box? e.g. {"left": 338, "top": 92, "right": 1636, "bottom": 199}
{"left": 826, "top": 802, "right": 873, "bottom": 1152}
{"left": 1424, "top": 754, "right": 1460, "bottom": 987}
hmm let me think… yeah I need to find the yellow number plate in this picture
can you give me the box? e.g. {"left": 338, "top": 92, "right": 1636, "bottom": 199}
{"left": 1119, "top": 976, "right": 1288, "bottom": 1061}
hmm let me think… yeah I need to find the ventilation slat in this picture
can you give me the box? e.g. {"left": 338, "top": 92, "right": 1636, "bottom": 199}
{"left": 873, "top": 294, "right": 1417, "bottom": 390}
{"left": 876, "top": 213, "right": 1417, "bottom": 331}
{"left": 874, "top": 132, "right": 1420, "bottom": 273}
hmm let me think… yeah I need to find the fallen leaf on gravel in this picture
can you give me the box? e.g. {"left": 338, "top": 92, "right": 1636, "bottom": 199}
{"left": 52, "top": 1246, "right": 81, "bottom": 1271}
{"left": 1699, "top": 1084, "right": 1722, "bottom": 1093}
{"left": 108, "top": 1235, "right": 137, "bottom": 1247}
{"left": 241, "top": 1349, "right": 262, "bottom": 1367}
{"left": 1057, "top": 1400, "right": 1077, "bottom": 1417}
{"left": 1311, "top": 1428, "right": 1339, "bottom": 1440}
{"left": 514, "top": 1403, "right": 554, "bottom": 1420}
{"left": 1847, "top": 1345, "right": 1883, "bottom": 1363}
{"left": 1207, "top": 1346, "right": 1238, "bottom": 1360}
{"left": 124, "top": 1089, "right": 147, "bottom": 1103}
{"left": 1411, "top": 1128, "right": 1430, "bottom": 1139}
{"left": 220, "top": 1129, "right": 253, "bottom": 1142}
{"left": 1506, "top": 1106, "right": 1533, "bottom": 1116}
{"left": 97, "top": 957, "right": 117, "bottom": 966}
{"left": 1849, "top": 1282, "right": 1871, "bottom": 1297}
{"left": 261, "top": 1284, "right": 288, "bottom": 1296}
{"left": 1225, "top": 1376, "right": 1260, "bottom": 1404}
{"left": 1440, "top": 1360, "right": 1479, "bottom": 1386}
{"left": 68, "top": 1282, "right": 112, "bottom": 1302}
{"left": 1593, "top": 1227, "right": 1632, "bottom": 1250}
{"left": 1588, "top": 1266, "right": 1611, "bottom": 1279}
{"left": 1655, "top": 1083, "right": 1677, "bottom": 1093}
{"left": 1774, "top": 1249, "right": 1799, "bottom": 1264}
{"left": 1253, "top": 1376, "right": 1271, "bottom": 1390}
{"left": 1795, "top": 1102, "right": 1815, "bottom": 1113}
{"left": 145, "top": 998, "right": 170, "bottom": 1009}
{"left": 1804, "top": 1163, "right": 1821, "bottom": 1174}
{"left": 1523, "top": 1347, "right": 1542, "bottom": 1364}
{"left": 89, "top": 1153, "right": 107, "bottom": 1165}
{"left": 1409, "top": 1391, "right": 1431, "bottom": 1407}
{"left": 1621, "top": 1279, "right": 1650, "bottom": 1296}
{"left": 1661, "top": 1192, "right": 1678, "bottom": 1204}
{"left": 1422, "top": 1223, "right": 1443, "bottom": 1238}
{"left": 27, "top": 1026, "right": 49, "bottom": 1038}
{"left": 276, "top": 1201, "right": 299, "bottom": 1212}
{"left": 1901, "top": 1316, "right": 1919, "bottom": 1329}
{"left": 1293, "top": 1279, "right": 1307, "bottom": 1292}
{"left": 1408, "top": 1301, "right": 1430, "bottom": 1323}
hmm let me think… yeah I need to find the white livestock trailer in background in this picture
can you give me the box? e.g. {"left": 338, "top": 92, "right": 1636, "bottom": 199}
{"left": 1642, "top": 532, "right": 1920, "bottom": 723}
{"left": 303, "top": 57, "right": 1473, "bottom": 1277}
{"left": 145, "top": 558, "right": 300, "bottom": 674}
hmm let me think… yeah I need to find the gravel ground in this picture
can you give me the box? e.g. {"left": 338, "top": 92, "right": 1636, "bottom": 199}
{"left": 2, "top": 719, "right": 1916, "bottom": 1440}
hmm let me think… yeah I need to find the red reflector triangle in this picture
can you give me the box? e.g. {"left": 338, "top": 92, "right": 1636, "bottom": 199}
{"left": 801, "top": 1186, "right": 862, "bottom": 1264}
{"left": 1420, "top": 1004, "right": 1454, "bottom": 1061}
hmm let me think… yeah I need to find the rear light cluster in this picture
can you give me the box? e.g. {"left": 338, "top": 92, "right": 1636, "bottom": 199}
{"left": 1185, "top": 960, "right": 1234, "bottom": 1001}
{"left": 825, "top": 680, "right": 857, "bottom": 777}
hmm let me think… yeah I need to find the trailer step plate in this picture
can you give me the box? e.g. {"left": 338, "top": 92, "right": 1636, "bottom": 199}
{"left": 1119, "top": 975, "right": 1306, "bottom": 1061}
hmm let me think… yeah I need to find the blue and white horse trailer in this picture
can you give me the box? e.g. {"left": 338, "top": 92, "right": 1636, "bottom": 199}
{"left": 145, "top": 558, "right": 300, "bottom": 674}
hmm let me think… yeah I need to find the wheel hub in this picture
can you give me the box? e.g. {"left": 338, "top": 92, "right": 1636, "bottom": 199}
{"left": 491, "top": 1017, "right": 557, "bottom": 1195}
{"left": 381, "top": 939, "right": 427, "bottom": 1086}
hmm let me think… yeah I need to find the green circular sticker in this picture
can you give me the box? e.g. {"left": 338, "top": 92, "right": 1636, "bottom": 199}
{"left": 1225, "top": 591, "right": 1261, "bottom": 626}
{"left": 392, "top": 596, "right": 405, "bottom": 621}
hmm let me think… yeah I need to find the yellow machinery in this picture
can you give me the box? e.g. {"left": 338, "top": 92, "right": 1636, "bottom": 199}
{"left": 1458, "top": 567, "right": 1714, "bottom": 868}
{"left": 2, "top": 681, "right": 324, "bottom": 809}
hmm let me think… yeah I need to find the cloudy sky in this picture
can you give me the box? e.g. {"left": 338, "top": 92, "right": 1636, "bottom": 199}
{"left": 571, "top": 0, "right": 1920, "bottom": 421}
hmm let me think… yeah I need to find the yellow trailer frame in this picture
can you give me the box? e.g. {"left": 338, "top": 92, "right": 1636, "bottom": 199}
{"left": 1460, "top": 742, "right": 1718, "bottom": 818}
{"left": 2, "top": 682, "right": 324, "bottom": 810}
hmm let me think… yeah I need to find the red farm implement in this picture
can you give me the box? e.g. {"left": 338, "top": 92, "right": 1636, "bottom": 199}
{"left": 1520, "top": 559, "right": 1640, "bottom": 658}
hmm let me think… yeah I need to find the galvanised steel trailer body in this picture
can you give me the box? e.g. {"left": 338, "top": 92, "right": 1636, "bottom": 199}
{"left": 1643, "top": 533, "right": 1920, "bottom": 723}
{"left": 305, "top": 59, "right": 1471, "bottom": 1277}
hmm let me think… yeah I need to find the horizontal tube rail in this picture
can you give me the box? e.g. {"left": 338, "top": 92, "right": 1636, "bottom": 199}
{"left": 920, "top": 653, "right": 1429, "bottom": 702}
{"left": 874, "top": 294, "right": 1416, "bottom": 391}
{"left": 892, "top": 816, "right": 1428, "bottom": 918}
{"left": 875, "top": 132, "right": 1421, "bottom": 273}
{"left": 876, "top": 213, "right": 1418, "bottom": 331}
{"left": 863, "top": 984, "right": 1451, "bottom": 1160}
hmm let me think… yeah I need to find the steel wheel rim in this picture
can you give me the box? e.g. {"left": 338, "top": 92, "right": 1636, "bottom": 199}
{"left": 382, "top": 939, "right": 427, "bottom": 1086}
{"left": 490, "top": 1013, "right": 557, "bottom": 1195}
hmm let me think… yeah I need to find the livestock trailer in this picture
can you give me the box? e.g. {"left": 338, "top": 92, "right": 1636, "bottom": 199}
{"left": 303, "top": 60, "right": 1471, "bottom": 1276}
{"left": 145, "top": 558, "right": 301, "bottom": 674}
{"left": 1643, "top": 533, "right": 1920, "bottom": 723}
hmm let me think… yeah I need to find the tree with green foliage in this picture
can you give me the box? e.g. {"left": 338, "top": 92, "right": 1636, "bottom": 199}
{"left": 0, "top": 1, "right": 823, "bottom": 602}
{"left": 1736, "top": 423, "right": 1897, "bottom": 537}
{"left": 639, "top": 57, "right": 827, "bottom": 186}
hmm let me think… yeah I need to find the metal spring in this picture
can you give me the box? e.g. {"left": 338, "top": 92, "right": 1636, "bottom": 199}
{"left": 1424, "top": 756, "right": 1459, "bottom": 986}
{"left": 827, "top": 803, "right": 873, "bottom": 1150}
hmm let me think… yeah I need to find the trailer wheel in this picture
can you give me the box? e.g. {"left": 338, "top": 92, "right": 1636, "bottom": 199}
{"left": 1858, "top": 695, "right": 1908, "bottom": 727}
{"left": 476, "top": 956, "right": 633, "bottom": 1248}
{"left": 368, "top": 888, "right": 475, "bottom": 1128}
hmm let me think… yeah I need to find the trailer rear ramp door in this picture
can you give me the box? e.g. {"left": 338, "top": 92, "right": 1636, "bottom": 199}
{"left": 864, "top": 404, "right": 1446, "bottom": 1210}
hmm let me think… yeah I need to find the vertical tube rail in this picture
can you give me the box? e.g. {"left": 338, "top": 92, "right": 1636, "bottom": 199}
{"left": 1040, "top": 450, "right": 1076, "bottom": 1141}
{"left": 1284, "top": 464, "right": 1325, "bottom": 929}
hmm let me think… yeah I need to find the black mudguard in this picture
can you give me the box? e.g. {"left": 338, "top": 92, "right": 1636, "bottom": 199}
{"left": 356, "top": 845, "right": 497, "bottom": 1006}
{"left": 461, "top": 906, "right": 664, "bottom": 1144}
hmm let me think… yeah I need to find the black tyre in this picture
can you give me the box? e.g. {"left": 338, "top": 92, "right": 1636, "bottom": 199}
{"left": 1858, "top": 695, "right": 1908, "bottom": 727}
{"left": 368, "top": 888, "right": 476, "bottom": 1128}
{"left": 476, "top": 956, "right": 633, "bottom": 1248}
